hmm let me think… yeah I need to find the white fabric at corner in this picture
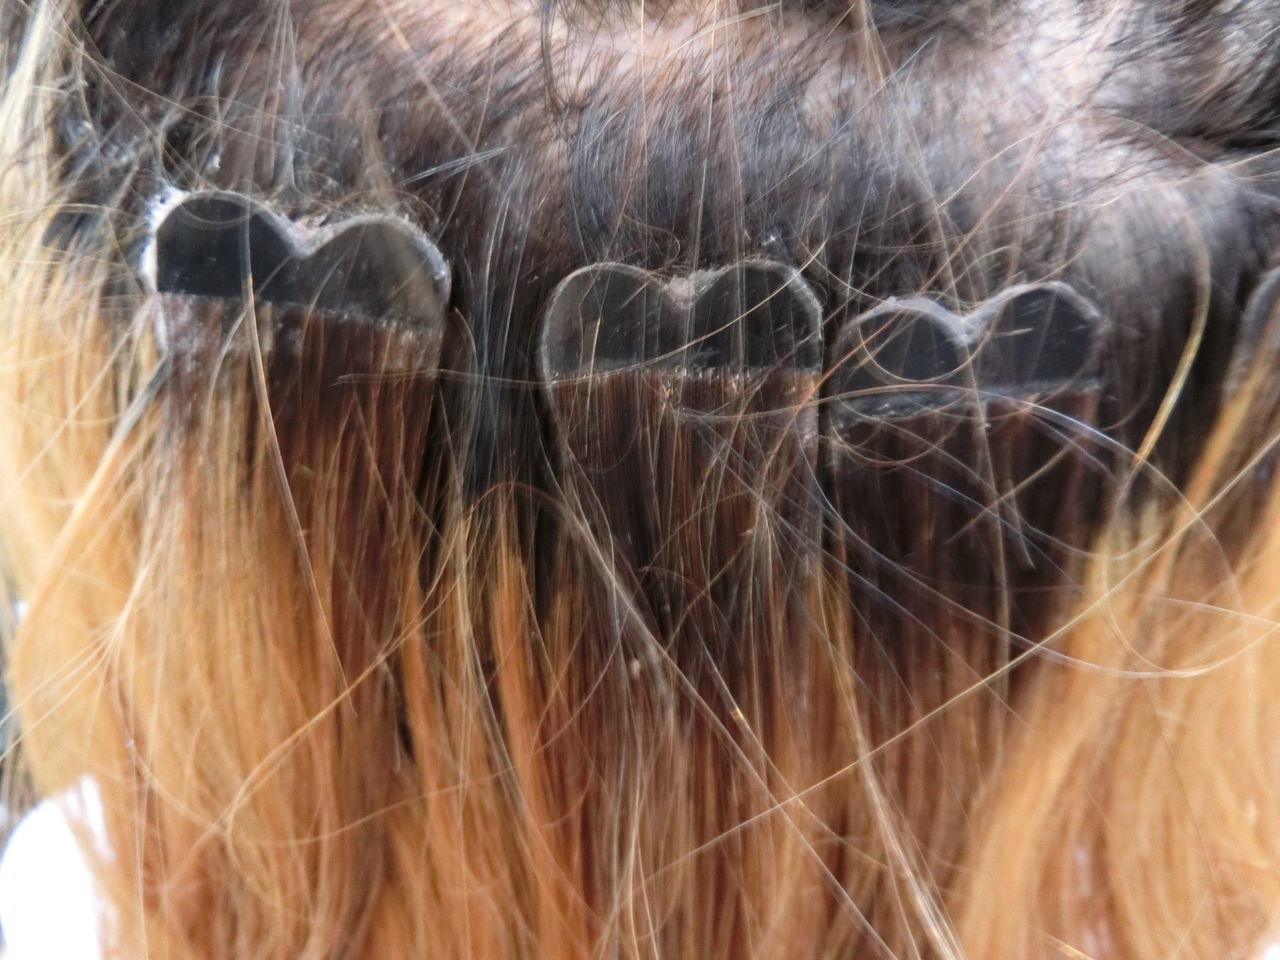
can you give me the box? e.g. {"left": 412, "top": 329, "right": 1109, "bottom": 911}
{"left": 0, "top": 777, "right": 106, "bottom": 960}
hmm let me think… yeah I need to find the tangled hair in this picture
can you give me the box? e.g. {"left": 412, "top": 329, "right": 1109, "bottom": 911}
{"left": 6, "top": 0, "right": 1280, "bottom": 956}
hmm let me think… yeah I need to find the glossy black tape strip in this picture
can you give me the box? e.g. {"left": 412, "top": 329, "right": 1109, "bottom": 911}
{"left": 540, "top": 260, "right": 822, "bottom": 377}
{"left": 145, "top": 191, "right": 450, "bottom": 323}
{"left": 831, "top": 281, "right": 1104, "bottom": 417}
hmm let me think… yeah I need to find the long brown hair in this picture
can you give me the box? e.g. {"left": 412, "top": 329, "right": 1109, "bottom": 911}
{"left": 5, "top": 0, "right": 1280, "bottom": 956}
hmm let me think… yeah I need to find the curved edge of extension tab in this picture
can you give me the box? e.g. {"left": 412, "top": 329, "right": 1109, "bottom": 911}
{"left": 141, "top": 189, "right": 451, "bottom": 325}
{"left": 830, "top": 282, "right": 1105, "bottom": 420}
{"left": 540, "top": 259, "right": 822, "bottom": 378}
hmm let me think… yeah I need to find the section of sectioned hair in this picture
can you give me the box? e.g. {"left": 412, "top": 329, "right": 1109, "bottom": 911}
{"left": 824, "top": 282, "right": 1114, "bottom": 711}
{"left": 541, "top": 260, "right": 822, "bottom": 677}
{"left": 136, "top": 192, "right": 453, "bottom": 922}
{"left": 537, "top": 262, "right": 845, "bottom": 954}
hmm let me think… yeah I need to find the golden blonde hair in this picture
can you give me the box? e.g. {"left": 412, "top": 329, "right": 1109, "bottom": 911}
{"left": 5, "top": 1, "right": 1280, "bottom": 957}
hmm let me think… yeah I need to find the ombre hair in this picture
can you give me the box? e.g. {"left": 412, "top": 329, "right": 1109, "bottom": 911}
{"left": 5, "top": 0, "right": 1280, "bottom": 957}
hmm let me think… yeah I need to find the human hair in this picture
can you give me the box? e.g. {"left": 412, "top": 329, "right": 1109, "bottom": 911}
{"left": 4, "top": 0, "right": 1280, "bottom": 956}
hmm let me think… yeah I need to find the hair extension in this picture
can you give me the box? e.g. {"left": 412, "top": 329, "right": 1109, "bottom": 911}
{"left": 5, "top": 0, "right": 1280, "bottom": 957}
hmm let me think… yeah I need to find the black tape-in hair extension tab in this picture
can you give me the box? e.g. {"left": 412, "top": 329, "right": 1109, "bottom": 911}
{"left": 830, "top": 282, "right": 1104, "bottom": 419}
{"left": 823, "top": 281, "right": 1111, "bottom": 663}
{"left": 540, "top": 260, "right": 822, "bottom": 378}
{"left": 143, "top": 190, "right": 452, "bottom": 459}
{"left": 140, "top": 192, "right": 453, "bottom": 693}
{"left": 143, "top": 190, "right": 450, "bottom": 325}
{"left": 540, "top": 261, "right": 824, "bottom": 680}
